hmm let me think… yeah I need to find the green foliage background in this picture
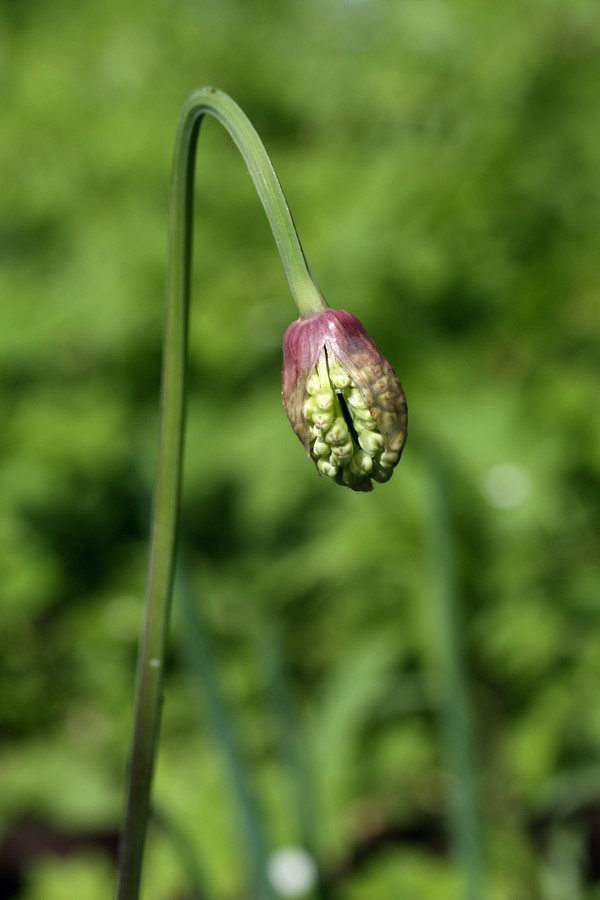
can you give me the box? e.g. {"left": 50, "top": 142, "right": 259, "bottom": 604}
{"left": 1, "top": 0, "right": 600, "bottom": 897}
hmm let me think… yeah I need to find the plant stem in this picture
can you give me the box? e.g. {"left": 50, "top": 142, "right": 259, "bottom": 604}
{"left": 115, "top": 86, "right": 325, "bottom": 900}
{"left": 425, "top": 455, "right": 484, "bottom": 900}
{"left": 176, "top": 556, "right": 277, "bottom": 900}
{"left": 182, "top": 87, "right": 327, "bottom": 320}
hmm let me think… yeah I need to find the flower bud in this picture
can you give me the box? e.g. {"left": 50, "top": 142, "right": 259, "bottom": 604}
{"left": 282, "top": 308, "right": 407, "bottom": 492}
{"left": 317, "top": 458, "right": 338, "bottom": 477}
{"left": 331, "top": 440, "right": 353, "bottom": 463}
{"left": 325, "top": 417, "right": 349, "bottom": 445}
{"left": 350, "top": 449, "right": 373, "bottom": 477}
{"left": 313, "top": 437, "right": 330, "bottom": 457}
{"left": 358, "top": 428, "right": 383, "bottom": 455}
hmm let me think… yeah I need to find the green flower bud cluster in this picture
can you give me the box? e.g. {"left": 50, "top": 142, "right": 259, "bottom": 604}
{"left": 303, "top": 352, "right": 397, "bottom": 491}
{"left": 282, "top": 308, "right": 407, "bottom": 492}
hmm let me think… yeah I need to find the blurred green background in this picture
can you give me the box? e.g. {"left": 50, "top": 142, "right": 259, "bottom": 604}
{"left": 2, "top": 0, "right": 600, "bottom": 897}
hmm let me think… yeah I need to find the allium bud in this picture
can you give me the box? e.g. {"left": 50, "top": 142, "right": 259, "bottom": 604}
{"left": 282, "top": 308, "right": 407, "bottom": 492}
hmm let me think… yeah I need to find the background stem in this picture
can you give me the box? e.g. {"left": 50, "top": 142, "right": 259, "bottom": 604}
{"left": 425, "top": 452, "right": 484, "bottom": 900}
{"left": 115, "top": 86, "right": 323, "bottom": 900}
{"left": 176, "top": 555, "right": 277, "bottom": 900}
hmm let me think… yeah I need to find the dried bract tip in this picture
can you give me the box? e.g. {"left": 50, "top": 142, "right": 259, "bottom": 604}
{"left": 282, "top": 309, "right": 407, "bottom": 492}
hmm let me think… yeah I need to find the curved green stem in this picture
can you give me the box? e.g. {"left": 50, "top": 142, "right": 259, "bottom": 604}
{"left": 182, "top": 86, "right": 327, "bottom": 319}
{"left": 115, "top": 86, "right": 325, "bottom": 900}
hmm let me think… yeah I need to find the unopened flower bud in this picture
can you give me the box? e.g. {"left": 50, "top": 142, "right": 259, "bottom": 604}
{"left": 306, "top": 372, "right": 321, "bottom": 395}
{"left": 358, "top": 429, "right": 383, "bottom": 455}
{"left": 312, "top": 409, "right": 333, "bottom": 431}
{"left": 346, "top": 388, "right": 366, "bottom": 409}
{"left": 315, "top": 390, "right": 334, "bottom": 410}
{"left": 317, "top": 458, "right": 338, "bottom": 477}
{"left": 282, "top": 308, "right": 407, "bottom": 492}
{"left": 331, "top": 440, "right": 353, "bottom": 463}
{"left": 350, "top": 449, "right": 373, "bottom": 476}
{"left": 313, "top": 437, "right": 330, "bottom": 457}
{"left": 326, "top": 417, "right": 349, "bottom": 445}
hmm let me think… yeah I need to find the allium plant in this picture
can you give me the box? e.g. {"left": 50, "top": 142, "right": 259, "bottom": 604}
{"left": 115, "top": 87, "right": 407, "bottom": 900}
{"left": 283, "top": 308, "right": 407, "bottom": 491}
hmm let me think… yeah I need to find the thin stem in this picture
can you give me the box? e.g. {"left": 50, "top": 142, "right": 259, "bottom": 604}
{"left": 185, "top": 86, "right": 327, "bottom": 319}
{"left": 176, "top": 556, "right": 277, "bottom": 900}
{"left": 115, "top": 86, "right": 325, "bottom": 900}
{"left": 425, "top": 454, "right": 484, "bottom": 900}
